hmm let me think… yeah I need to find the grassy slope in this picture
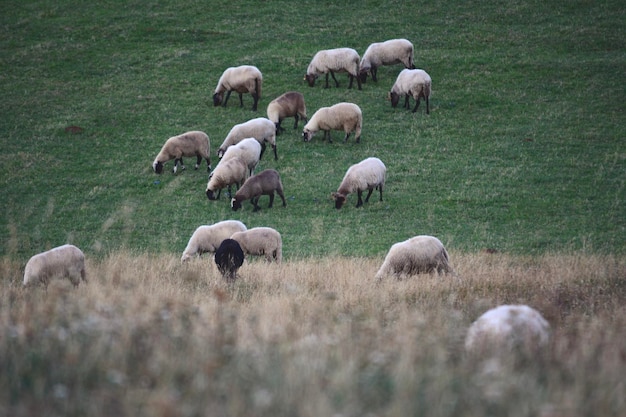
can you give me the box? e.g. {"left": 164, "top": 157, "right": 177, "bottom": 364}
{"left": 0, "top": 0, "right": 625, "bottom": 261}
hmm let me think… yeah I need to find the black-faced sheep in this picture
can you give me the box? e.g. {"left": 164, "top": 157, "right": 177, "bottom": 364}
{"left": 389, "top": 68, "right": 432, "bottom": 114}
{"left": 302, "top": 102, "right": 362, "bottom": 143}
{"left": 266, "top": 91, "right": 308, "bottom": 135}
{"left": 375, "top": 235, "right": 452, "bottom": 280}
{"left": 152, "top": 131, "right": 211, "bottom": 174}
{"left": 217, "top": 117, "right": 277, "bottom": 160}
{"left": 230, "top": 227, "right": 282, "bottom": 263}
{"left": 332, "top": 157, "right": 386, "bottom": 209}
{"left": 23, "top": 244, "right": 87, "bottom": 288}
{"left": 231, "top": 169, "right": 286, "bottom": 212}
{"left": 213, "top": 65, "right": 263, "bottom": 111}
{"left": 214, "top": 238, "right": 245, "bottom": 282}
{"left": 205, "top": 157, "right": 248, "bottom": 200}
{"left": 305, "top": 48, "right": 362, "bottom": 90}
{"left": 359, "top": 38, "right": 415, "bottom": 83}
{"left": 220, "top": 137, "right": 262, "bottom": 178}
{"left": 181, "top": 220, "right": 247, "bottom": 262}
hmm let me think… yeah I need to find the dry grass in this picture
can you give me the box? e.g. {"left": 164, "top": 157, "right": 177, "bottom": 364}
{"left": 1, "top": 252, "right": 625, "bottom": 416}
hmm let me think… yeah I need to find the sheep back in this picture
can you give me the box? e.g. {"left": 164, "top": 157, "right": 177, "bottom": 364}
{"left": 23, "top": 244, "right": 86, "bottom": 287}
{"left": 153, "top": 131, "right": 211, "bottom": 174}
{"left": 375, "top": 235, "right": 451, "bottom": 280}
{"left": 181, "top": 220, "right": 247, "bottom": 262}
{"left": 230, "top": 227, "right": 282, "bottom": 263}
{"left": 333, "top": 157, "right": 386, "bottom": 208}
{"left": 303, "top": 102, "right": 362, "bottom": 143}
{"left": 214, "top": 238, "right": 245, "bottom": 281}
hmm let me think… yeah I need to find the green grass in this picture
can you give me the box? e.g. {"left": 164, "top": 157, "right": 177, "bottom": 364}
{"left": 1, "top": 0, "right": 625, "bottom": 261}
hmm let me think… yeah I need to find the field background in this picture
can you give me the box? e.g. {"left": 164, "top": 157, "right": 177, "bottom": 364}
{"left": 1, "top": 0, "right": 625, "bottom": 416}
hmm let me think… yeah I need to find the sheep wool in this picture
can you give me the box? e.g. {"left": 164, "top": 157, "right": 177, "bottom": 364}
{"left": 181, "top": 220, "right": 247, "bottom": 262}
{"left": 266, "top": 91, "right": 308, "bottom": 135}
{"left": 359, "top": 38, "right": 415, "bottom": 83}
{"left": 214, "top": 239, "right": 245, "bottom": 282}
{"left": 375, "top": 235, "right": 452, "bottom": 280}
{"left": 220, "top": 137, "right": 262, "bottom": 177}
{"left": 23, "top": 244, "right": 86, "bottom": 288}
{"left": 332, "top": 157, "right": 386, "bottom": 209}
{"left": 152, "top": 131, "right": 211, "bottom": 174}
{"left": 302, "top": 102, "right": 362, "bottom": 143}
{"left": 218, "top": 117, "right": 277, "bottom": 160}
{"left": 305, "top": 48, "right": 362, "bottom": 90}
{"left": 205, "top": 157, "right": 248, "bottom": 200}
{"left": 389, "top": 68, "right": 432, "bottom": 114}
{"left": 230, "top": 227, "right": 282, "bottom": 263}
{"left": 213, "top": 65, "right": 263, "bottom": 111}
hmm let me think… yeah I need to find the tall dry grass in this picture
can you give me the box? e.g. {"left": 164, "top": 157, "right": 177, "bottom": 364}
{"left": 1, "top": 252, "right": 625, "bottom": 416}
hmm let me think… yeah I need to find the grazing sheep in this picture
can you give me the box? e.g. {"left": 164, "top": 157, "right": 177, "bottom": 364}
{"left": 375, "top": 235, "right": 452, "bottom": 280}
{"left": 231, "top": 169, "right": 286, "bottom": 212}
{"left": 214, "top": 239, "right": 245, "bottom": 282}
{"left": 217, "top": 117, "right": 277, "bottom": 160}
{"left": 332, "top": 157, "right": 386, "bottom": 209}
{"left": 359, "top": 38, "right": 415, "bottom": 83}
{"left": 230, "top": 227, "right": 282, "bottom": 263}
{"left": 213, "top": 65, "right": 263, "bottom": 111}
{"left": 181, "top": 220, "right": 247, "bottom": 262}
{"left": 302, "top": 102, "right": 362, "bottom": 143}
{"left": 465, "top": 305, "right": 551, "bottom": 366}
{"left": 220, "top": 137, "right": 262, "bottom": 177}
{"left": 152, "top": 131, "right": 211, "bottom": 174}
{"left": 305, "top": 48, "right": 362, "bottom": 90}
{"left": 23, "top": 244, "right": 86, "bottom": 288}
{"left": 205, "top": 157, "right": 248, "bottom": 200}
{"left": 266, "top": 91, "right": 308, "bottom": 136}
{"left": 389, "top": 68, "right": 432, "bottom": 114}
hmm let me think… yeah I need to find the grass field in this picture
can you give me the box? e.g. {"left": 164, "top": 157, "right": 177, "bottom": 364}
{"left": 1, "top": 0, "right": 625, "bottom": 415}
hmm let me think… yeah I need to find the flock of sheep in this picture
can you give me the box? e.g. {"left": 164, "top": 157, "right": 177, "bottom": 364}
{"left": 21, "top": 38, "right": 551, "bottom": 364}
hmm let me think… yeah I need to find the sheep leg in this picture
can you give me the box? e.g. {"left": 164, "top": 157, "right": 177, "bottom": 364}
{"left": 194, "top": 155, "right": 202, "bottom": 170}
{"left": 272, "top": 144, "right": 278, "bottom": 161}
{"left": 251, "top": 92, "right": 259, "bottom": 111}
{"left": 329, "top": 71, "right": 339, "bottom": 87}
{"left": 426, "top": 96, "right": 430, "bottom": 115}
{"left": 277, "top": 188, "right": 287, "bottom": 207}
{"left": 412, "top": 97, "right": 421, "bottom": 113}
{"left": 267, "top": 192, "right": 275, "bottom": 208}
{"left": 259, "top": 143, "right": 267, "bottom": 159}
{"left": 378, "top": 184, "right": 383, "bottom": 201}
{"left": 324, "top": 73, "right": 330, "bottom": 88}
{"left": 238, "top": 93, "right": 244, "bottom": 108}
{"left": 343, "top": 131, "right": 351, "bottom": 143}
{"left": 356, "top": 190, "right": 364, "bottom": 208}
{"left": 223, "top": 90, "right": 233, "bottom": 107}
{"left": 404, "top": 95, "right": 410, "bottom": 109}
{"left": 371, "top": 67, "right": 378, "bottom": 82}
{"left": 252, "top": 197, "right": 261, "bottom": 212}
{"left": 324, "top": 130, "right": 332, "bottom": 143}
{"left": 292, "top": 115, "right": 299, "bottom": 130}
{"left": 364, "top": 187, "right": 374, "bottom": 203}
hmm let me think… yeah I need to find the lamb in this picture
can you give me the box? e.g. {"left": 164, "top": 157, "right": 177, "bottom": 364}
{"left": 359, "top": 38, "right": 415, "bottom": 83}
{"left": 152, "top": 131, "right": 211, "bottom": 174}
{"left": 219, "top": 137, "right": 262, "bottom": 178}
{"left": 231, "top": 169, "right": 286, "bottom": 212}
{"left": 305, "top": 48, "right": 362, "bottom": 90}
{"left": 212, "top": 65, "right": 263, "bottom": 111}
{"left": 302, "top": 102, "right": 362, "bottom": 143}
{"left": 205, "top": 157, "right": 248, "bottom": 200}
{"left": 332, "top": 157, "right": 386, "bottom": 209}
{"left": 217, "top": 117, "right": 277, "bottom": 160}
{"left": 230, "top": 227, "right": 282, "bottom": 263}
{"left": 23, "top": 244, "right": 86, "bottom": 288}
{"left": 389, "top": 68, "right": 432, "bottom": 114}
{"left": 375, "top": 235, "right": 452, "bottom": 280}
{"left": 181, "top": 220, "right": 247, "bottom": 262}
{"left": 266, "top": 91, "right": 308, "bottom": 136}
{"left": 214, "top": 238, "right": 245, "bottom": 282}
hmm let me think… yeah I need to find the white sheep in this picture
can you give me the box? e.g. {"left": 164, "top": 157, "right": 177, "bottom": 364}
{"left": 23, "top": 244, "right": 86, "bottom": 288}
{"left": 266, "top": 91, "right": 308, "bottom": 135}
{"left": 465, "top": 305, "right": 551, "bottom": 365}
{"left": 302, "top": 102, "right": 362, "bottom": 143}
{"left": 230, "top": 227, "right": 282, "bottom": 263}
{"left": 217, "top": 117, "right": 277, "bottom": 160}
{"left": 231, "top": 169, "right": 286, "bottom": 212}
{"left": 359, "top": 38, "right": 415, "bottom": 83}
{"left": 205, "top": 157, "right": 248, "bottom": 200}
{"left": 220, "top": 137, "right": 262, "bottom": 178}
{"left": 389, "top": 68, "right": 432, "bottom": 114}
{"left": 332, "top": 157, "right": 386, "bottom": 209}
{"left": 212, "top": 65, "right": 263, "bottom": 111}
{"left": 305, "top": 48, "right": 362, "bottom": 90}
{"left": 375, "top": 235, "right": 452, "bottom": 280}
{"left": 181, "top": 220, "right": 247, "bottom": 262}
{"left": 152, "top": 131, "right": 211, "bottom": 174}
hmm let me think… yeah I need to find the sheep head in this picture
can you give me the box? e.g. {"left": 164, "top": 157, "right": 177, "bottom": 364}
{"left": 212, "top": 92, "right": 224, "bottom": 106}
{"left": 304, "top": 74, "right": 317, "bottom": 87}
{"left": 332, "top": 192, "right": 347, "bottom": 209}
{"left": 231, "top": 197, "right": 242, "bottom": 211}
{"left": 153, "top": 160, "right": 164, "bottom": 174}
{"left": 389, "top": 92, "right": 401, "bottom": 108}
{"left": 302, "top": 129, "right": 314, "bottom": 142}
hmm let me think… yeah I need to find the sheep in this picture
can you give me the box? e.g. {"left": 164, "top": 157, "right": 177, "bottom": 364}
{"left": 389, "top": 68, "right": 432, "bottom": 114}
{"left": 214, "top": 239, "right": 245, "bottom": 282}
{"left": 231, "top": 169, "right": 286, "bottom": 212}
{"left": 375, "top": 235, "right": 452, "bottom": 280}
{"left": 205, "top": 157, "right": 248, "bottom": 200}
{"left": 332, "top": 157, "right": 386, "bottom": 209}
{"left": 230, "top": 227, "right": 282, "bottom": 263}
{"left": 23, "top": 244, "right": 86, "bottom": 288}
{"left": 305, "top": 48, "right": 362, "bottom": 90}
{"left": 217, "top": 117, "right": 277, "bottom": 160}
{"left": 359, "top": 38, "right": 415, "bottom": 83}
{"left": 266, "top": 91, "right": 308, "bottom": 136}
{"left": 152, "top": 131, "right": 211, "bottom": 174}
{"left": 220, "top": 137, "right": 262, "bottom": 178}
{"left": 181, "top": 220, "right": 247, "bottom": 262}
{"left": 213, "top": 65, "right": 263, "bottom": 111}
{"left": 302, "top": 102, "right": 362, "bottom": 143}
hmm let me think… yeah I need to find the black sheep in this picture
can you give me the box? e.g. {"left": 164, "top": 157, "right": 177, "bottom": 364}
{"left": 214, "top": 239, "right": 244, "bottom": 282}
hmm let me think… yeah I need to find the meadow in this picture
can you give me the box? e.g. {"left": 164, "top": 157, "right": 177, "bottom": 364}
{"left": 1, "top": 0, "right": 625, "bottom": 415}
